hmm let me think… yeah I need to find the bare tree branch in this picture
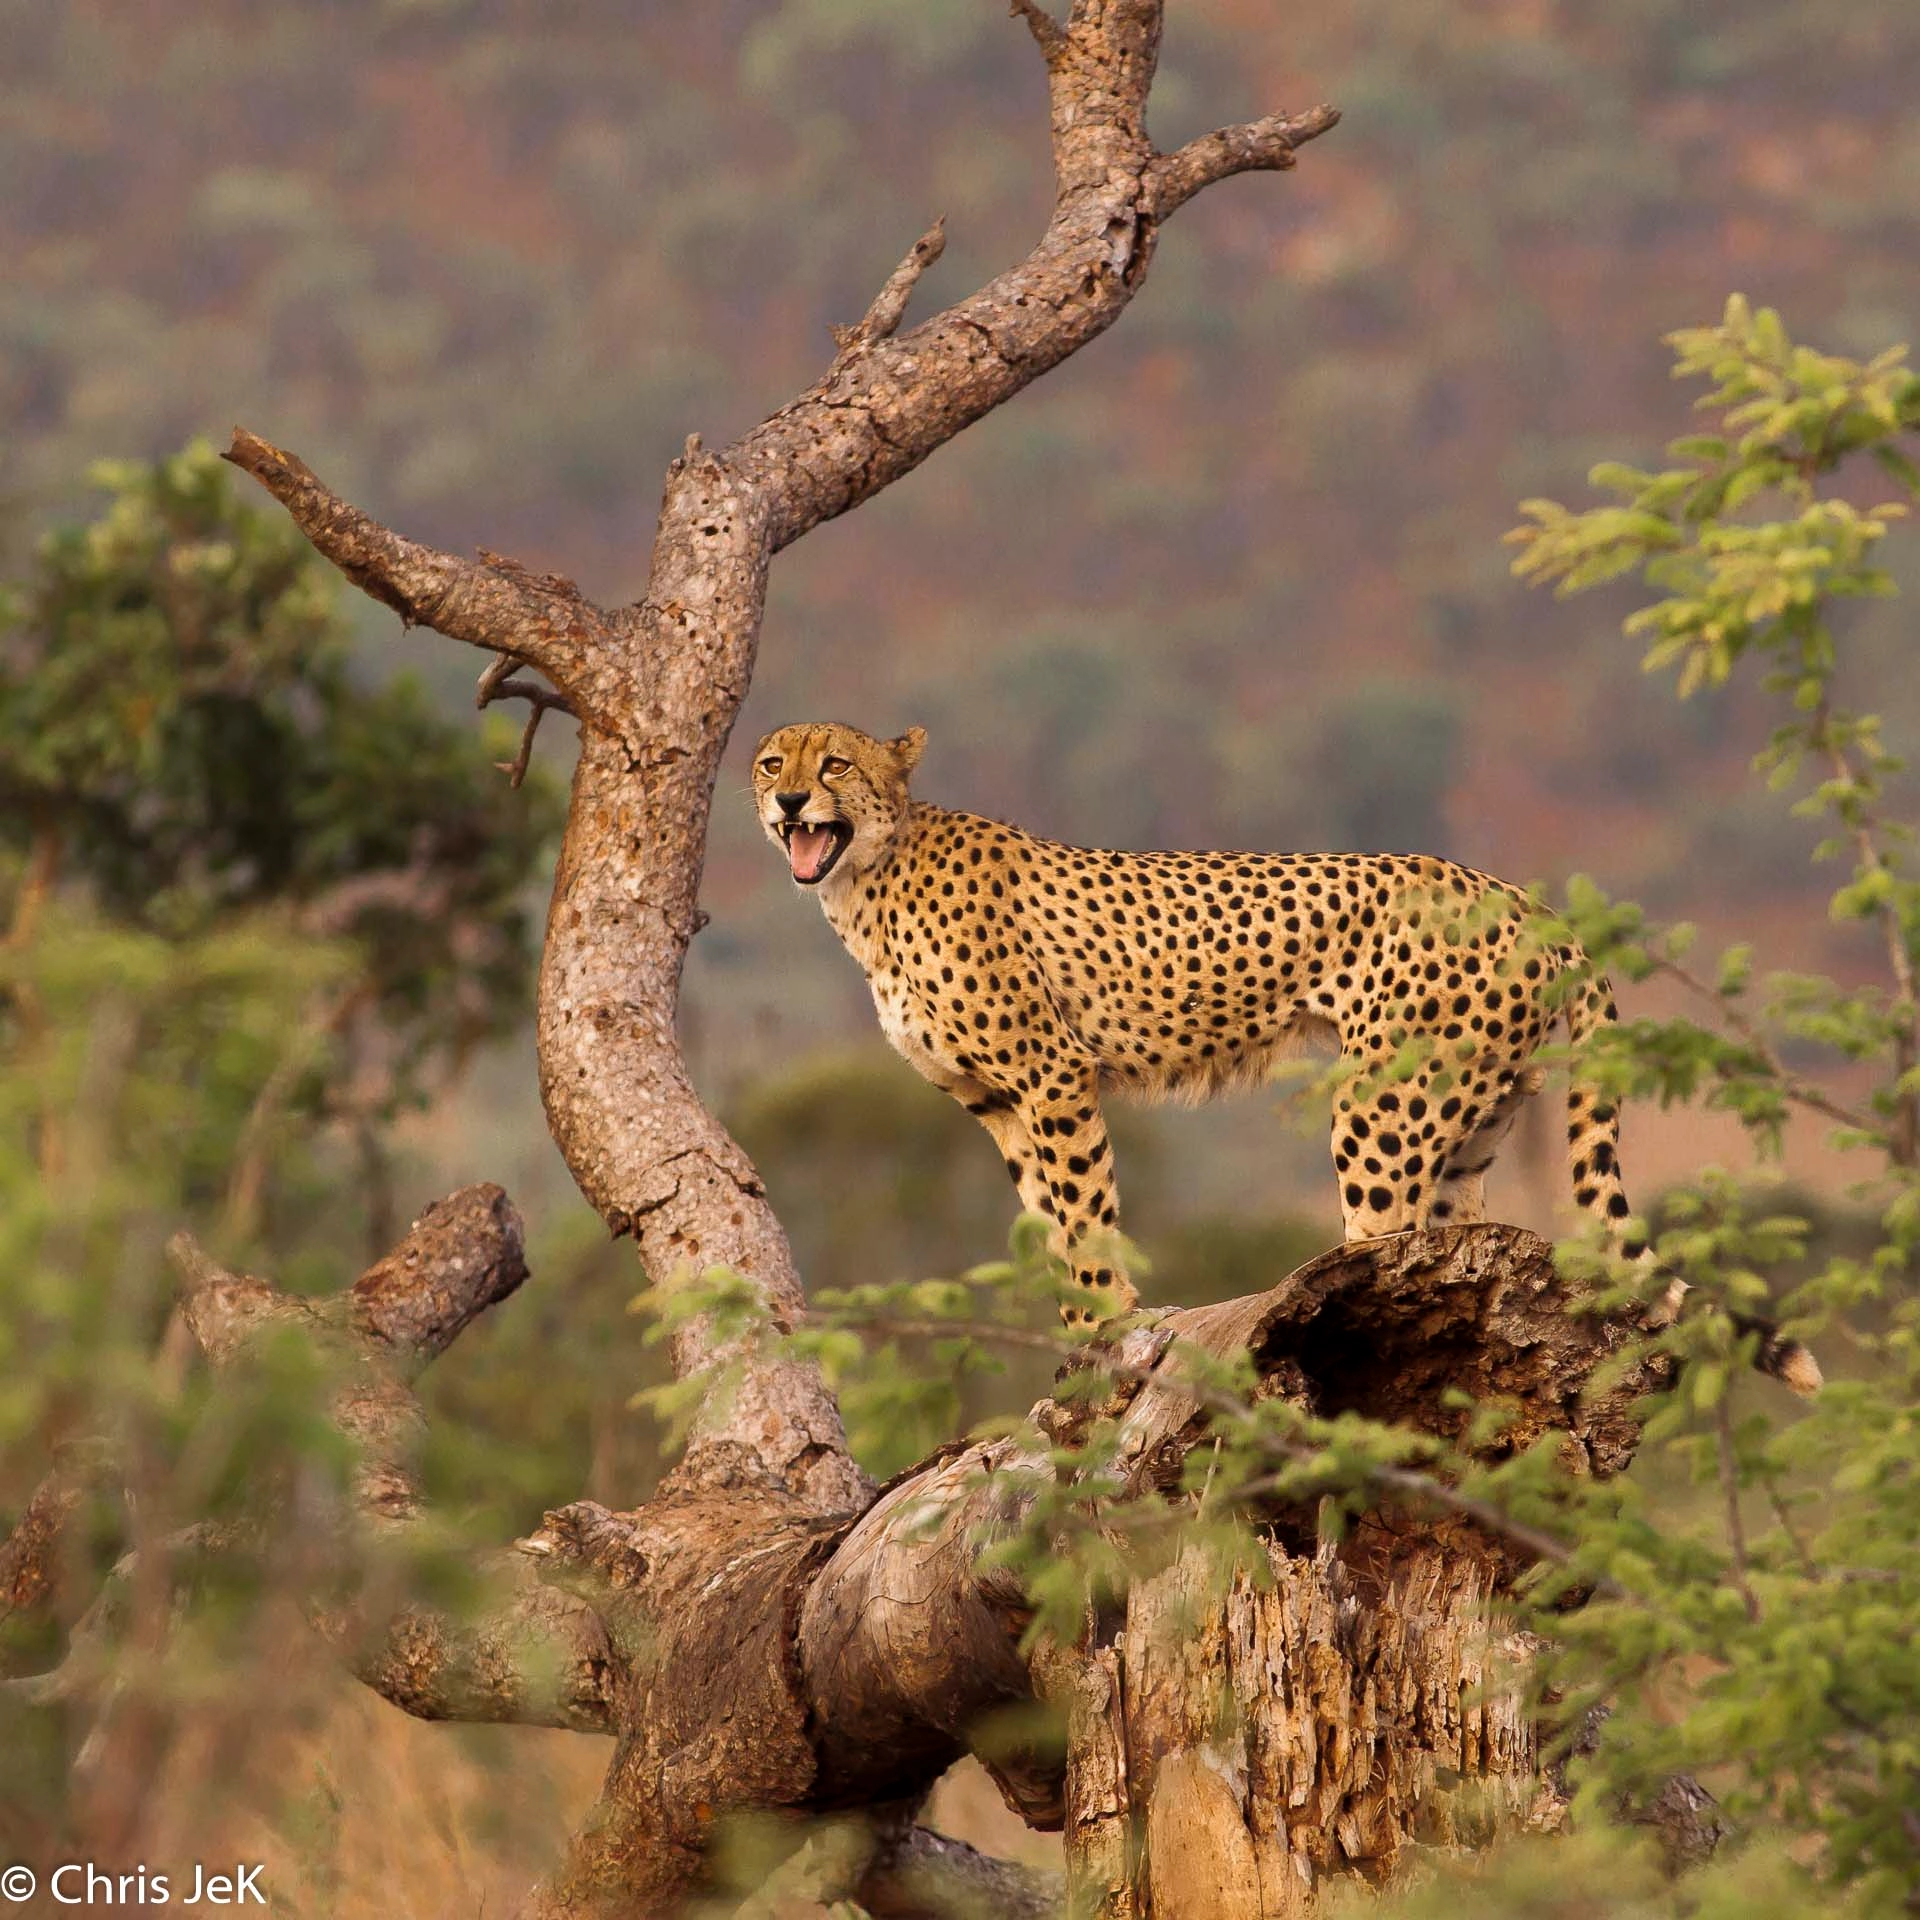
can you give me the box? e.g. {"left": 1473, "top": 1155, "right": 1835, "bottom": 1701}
{"left": 1145, "top": 105, "right": 1343, "bottom": 218}
{"left": 1, "top": 1452, "right": 106, "bottom": 1643}
{"left": 173, "top": 1189, "right": 618, "bottom": 1733}
{"left": 15, "top": 1198, "right": 1648, "bottom": 1917}
{"left": 856, "top": 1823, "right": 1064, "bottom": 1920}
{"left": 728, "top": 15, "right": 1339, "bottom": 554}
{"left": 221, "top": 430, "right": 620, "bottom": 709}
{"left": 474, "top": 655, "right": 578, "bottom": 788}
{"left": 10, "top": 3, "right": 1742, "bottom": 1908}
{"left": 192, "top": 22, "right": 1361, "bottom": 1906}
{"left": 344, "top": 1182, "right": 534, "bottom": 1369}
{"left": 1008, "top": 0, "right": 1068, "bottom": 66}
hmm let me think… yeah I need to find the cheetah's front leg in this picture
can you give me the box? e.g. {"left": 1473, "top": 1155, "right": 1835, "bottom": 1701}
{"left": 974, "top": 1071, "right": 1131, "bottom": 1324}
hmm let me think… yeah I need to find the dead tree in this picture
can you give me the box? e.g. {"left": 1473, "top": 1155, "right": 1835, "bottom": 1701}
{"left": 2, "top": 5, "right": 1679, "bottom": 1913}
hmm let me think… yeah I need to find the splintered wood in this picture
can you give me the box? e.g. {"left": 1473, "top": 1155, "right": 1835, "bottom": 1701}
{"left": 1029, "top": 1224, "right": 1650, "bottom": 1916}
{"left": 1055, "top": 1542, "right": 1551, "bottom": 1917}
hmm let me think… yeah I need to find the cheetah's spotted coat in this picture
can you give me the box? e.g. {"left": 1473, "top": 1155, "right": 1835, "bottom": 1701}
{"left": 753, "top": 722, "right": 1635, "bottom": 1323}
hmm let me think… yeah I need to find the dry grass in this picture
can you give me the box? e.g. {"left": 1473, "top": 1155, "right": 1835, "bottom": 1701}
{"left": 175, "top": 1684, "right": 1059, "bottom": 1917}
{"left": 206, "top": 1687, "right": 602, "bottom": 1918}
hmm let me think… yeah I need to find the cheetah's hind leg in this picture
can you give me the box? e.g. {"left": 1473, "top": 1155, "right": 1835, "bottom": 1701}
{"left": 1427, "top": 1065, "right": 1546, "bottom": 1228}
{"left": 1331, "top": 1057, "right": 1545, "bottom": 1241}
{"left": 1330, "top": 1077, "right": 1436, "bottom": 1241}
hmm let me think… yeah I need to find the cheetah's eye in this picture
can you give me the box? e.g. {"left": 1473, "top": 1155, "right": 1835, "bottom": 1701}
{"left": 758, "top": 756, "right": 782, "bottom": 776}
{"left": 820, "top": 755, "right": 852, "bottom": 777}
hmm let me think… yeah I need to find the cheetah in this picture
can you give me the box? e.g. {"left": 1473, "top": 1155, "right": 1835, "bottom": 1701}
{"left": 751, "top": 720, "right": 1816, "bottom": 1387}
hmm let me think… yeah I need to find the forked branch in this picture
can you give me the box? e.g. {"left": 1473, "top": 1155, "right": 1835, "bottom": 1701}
{"left": 731, "top": 3, "right": 1339, "bottom": 553}
{"left": 170, "top": 1187, "right": 618, "bottom": 1732}
{"left": 198, "top": 15, "right": 1353, "bottom": 1904}
{"left": 476, "top": 654, "right": 578, "bottom": 788}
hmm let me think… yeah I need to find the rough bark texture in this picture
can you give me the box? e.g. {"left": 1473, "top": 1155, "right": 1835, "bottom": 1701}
{"left": 1046, "top": 1549, "right": 1552, "bottom": 1920}
{"left": 1093, "top": 1224, "right": 1653, "bottom": 1482}
{"left": 3, "top": 3, "right": 1680, "bottom": 1912}
{"left": 0, "top": 1459, "right": 92, "bottom": 1638}
{"left": 856, "top": 1824, "right": 1064, "bottom": 1920}
{"left": 9, "top": 1189, "right": 1650, "bottom": 1916}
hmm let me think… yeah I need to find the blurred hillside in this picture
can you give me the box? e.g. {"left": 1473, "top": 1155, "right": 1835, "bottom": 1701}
{"left": 6, "top": 0, "right": 1919, "bottom": 1235}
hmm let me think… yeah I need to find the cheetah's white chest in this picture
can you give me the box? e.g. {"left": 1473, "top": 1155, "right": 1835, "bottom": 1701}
{"left": 869, "top": 970, "right": 948, "bottom": 1079}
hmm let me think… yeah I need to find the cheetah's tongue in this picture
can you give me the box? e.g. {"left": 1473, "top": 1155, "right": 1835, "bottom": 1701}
{"left": 787, "top": 825, "right": 836, "bottom": 882}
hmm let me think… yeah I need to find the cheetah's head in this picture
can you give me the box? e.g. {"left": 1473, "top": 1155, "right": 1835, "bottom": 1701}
{"left": 752, "top": 721, "right": 925, "bottom": 889}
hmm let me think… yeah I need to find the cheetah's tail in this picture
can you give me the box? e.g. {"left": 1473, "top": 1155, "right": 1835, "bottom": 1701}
{"left": 1561, "top": 970, "right": 1821, "bottom": 1395}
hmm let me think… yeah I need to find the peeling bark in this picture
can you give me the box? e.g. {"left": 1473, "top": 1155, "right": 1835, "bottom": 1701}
{"left": 1049, "top": 1546, "right": 1556, "bottom": 1918}
{"left": 13, "top": 1186, "right": 1652, "bottom": 1918}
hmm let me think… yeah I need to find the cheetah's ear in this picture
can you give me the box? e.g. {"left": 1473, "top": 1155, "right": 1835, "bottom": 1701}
{"left": 891, "top": 725, "right": 927, "bottom": 774}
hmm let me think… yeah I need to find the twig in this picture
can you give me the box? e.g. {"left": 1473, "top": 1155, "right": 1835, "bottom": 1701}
{"left": 222, "top": 430, "right": 614, "bottom": 705}
{"left": 1652, "top": 954, "right": 1877, "bottom": 1138}
{"left": 476, "top": 658, "right": 578, "bottom": 788}
{"left": 834, "top": 220, "right": 947, "bottom": 354}
{"left": 1714, "top": 1402, "right": 1762, "bottom": 1623}
{"left": 475, "top": 651, "right": 517, "bottom": 706}
{"left": 219, "top": 984, "right": 359, "bottom": 1246}
{"left": 1817, "top": 714, "right": 1919, "bottom": 1167}
{"left": 298, "top": 858, "right": 453, "bottom": 937}
{"left": 1761, "top": 1472, "right": 1823, "bottom": 1582}
{"left": 1145, "top": 105, "right": 1344, "bottom": 219}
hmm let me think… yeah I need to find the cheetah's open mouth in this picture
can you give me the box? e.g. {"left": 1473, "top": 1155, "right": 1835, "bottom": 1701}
{"left": 780, "top": 819, "right": 851, "bottom": 886}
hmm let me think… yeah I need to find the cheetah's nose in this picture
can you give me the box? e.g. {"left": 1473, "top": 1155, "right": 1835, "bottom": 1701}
{"left": 774, "top": 790, "right": 809, "bottom": 818}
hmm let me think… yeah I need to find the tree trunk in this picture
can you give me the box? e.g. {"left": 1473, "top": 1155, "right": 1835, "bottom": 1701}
{"left": 1031, "top": 1226, "right": 1653, "bottom": 1916}
{"left": 9, "top": 1191, "right": 1646, "bottom": 1917}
